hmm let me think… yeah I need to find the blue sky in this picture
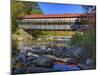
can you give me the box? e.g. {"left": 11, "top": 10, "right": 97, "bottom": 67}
{"left": 38, "top": 2, "right": 84, "bottom": 14}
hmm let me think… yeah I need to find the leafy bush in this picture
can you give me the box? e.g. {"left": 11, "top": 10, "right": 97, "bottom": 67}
{"left": 71, "top": 29, "right": 96, "bottom": 64}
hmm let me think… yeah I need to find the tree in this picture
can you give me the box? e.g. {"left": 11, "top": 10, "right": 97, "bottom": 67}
{"left": 82, "top": 5, "right": 96, "bottom": 13}
{"left": 12, "top": 0, "right": 42, "bottom": 33}
{"left": 31, "top": 2, "right": 43, "bottom": 14}
{"left": 82, "top": 5, "right": 96, "bottom": 24}
{"left": 71, "top": 29, "right": 96, "bottom": 64}
{"left": 78, "top": 5, "right": 96, "bottom": 30}
{"left": 11, "top": 0, "right": 43, "bottom": 52}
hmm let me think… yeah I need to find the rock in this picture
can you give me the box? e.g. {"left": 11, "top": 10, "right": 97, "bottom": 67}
{"left": 54, "top": 49, "right": 63, "bottom": 57}
{"left": 73, "top": 47, "right": 87, "bottom": 63}
{"left": 12, "top": 66, "right": 26, "bottom": 74}
{"left": 73, "top": 47, "right": 85, "bottom": 57}
{"left": 16, "top": 52, "right": 27, "bottom": 63}
{"left": 27, "top": 56, "right": 37, "bottom": 61}
{"left": 85, "top": 58, "right": 94, "bottom": 65}
{"left": 33, "top": 55, "right": 54, "bottom": 67}
{"left": 25, "top": 66, "right": 54, "bottom": 73}
{"left": 67, "top": 58, "right": 78, "bottom": 64}
{"left": 78, "top": 63, "right": 95, "bottom": 70}
{"left": 12, "top": 49, "right": 19, "bottom": 56}
{"left": 32, "top": 49, "right": 45, "bottom": 54}
{"left": 54, "top": 46, "right": 68, "bottom": 58}
{"left": 63, "top": 50, "right": 74, "bottom": 58}
{"left": 26, "top": 56, "right": 37, "bottom": 66}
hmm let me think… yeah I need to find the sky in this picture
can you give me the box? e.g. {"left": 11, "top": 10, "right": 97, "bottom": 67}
{"left": 38, "top": 2, "right": 84, "bottom": 14}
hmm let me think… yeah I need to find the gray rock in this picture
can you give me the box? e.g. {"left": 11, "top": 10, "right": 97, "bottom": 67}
{"left": 67, "top": 58, "right": 78, "bottom": 64}
{"left": 12, "top": 67, "right": 26, "bottom": 74}
{"left": 85, "top": 58, "right": 94, "bottom": 65}
{"left": 73, "top": 47, "right": 87, "bottom": 62}
{"left": 53, "top": 47, "right": 69, "bottom": 58}
{"left": 33, "top": 55, "right": 54, "bottom": 67}
{"left": 25, "top": 66, "right": 54, "bottom": 73}
{"left": 78, "top": 63, "right": 95, "bottom": 70}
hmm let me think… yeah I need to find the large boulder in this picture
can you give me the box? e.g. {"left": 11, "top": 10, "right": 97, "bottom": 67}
{"left": 26, "top": 56, "right": 37, "bottom": 61}
{"left": 73, "top": 47, "right": 88, "bottom": 62}
{"left": 32, "top": 48, "right": 48, "bottom": 55}
{"left": 33, "top": 55, "right": 54, "bottom": 67}
{"left": 73, "top": 47, "right": 85, "bottom": 57}
{"left": 85, "top": 58, "right": 94, "bottom": 65}
{"left": 16, "top": 52, "right": 27, "bottom": 63}
{"left": 54, "top": 46, "right": 68, "bottom": 58}
{"left": 78, "top": 58, "right": 95, "bottom": 70}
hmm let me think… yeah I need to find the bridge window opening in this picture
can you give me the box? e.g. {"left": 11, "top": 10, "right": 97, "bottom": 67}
{"left": 44, "top": 22, "right": 47, "bottom": 25}
{"left": 39, "top": 22, "right": 42, "bottom": 25}
{"left": 55, "top": 22, "right": 57, "bottom": 25}
{"left": 18, "top": 21, "right": 22, "bottom": 25}
{"left": 48, "top": 22, "right": 50, "bottom": 25}
{"left": 49, "top": 21, "right": 52, "bottom": 25}
{"left": 64, "top": 22, "right": 66, "bottom": 24}
{"left": 70, "top": 22, "right": 73, "bottom": 25}
{"left": 39, "top": 22, "right": 41, "bottom": 25}
{"left": 69, "top": 22, "right": 72, "bottom": 25}
{"left": 65, "top": 22, "right": 68, "bottom": 25}
{"left": 42, "top": 22, "right": 44, "bottom": 25}
{"left": 26, "top": 22, "right": 28, "bottom": 25}
{"left": 57, "top": 22, "right": 60, "bottom": 25}
{"left": 27, "top": 22, "right": 30, "bottom": 25}
{"left": 31, "top": 21, "right": 34, "bottom": 25}
{"left": 43, "top": 22, "right": 45, "bottom": 25}
{"left": 37, "top": 22, "right": 39, "bottom": 25}
{"left": 54, "top": 22, "right": 57, "bottom": 25}
{"left": 57, "top": 22, "right": 59, "bottom": 25}
{"left": 35, "top": 22, "right": 37, "bottom": 25}
{"left": 29, "top": 21, "right": 31, "bottom": 24}
{"left": 46, "top": 22, "right": 48, "bottom": 25}
{"left": 63, "top": 22, "right": 66, "bottom": 25}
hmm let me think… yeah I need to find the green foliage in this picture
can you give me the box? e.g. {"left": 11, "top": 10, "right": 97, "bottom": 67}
{"left": 12, "top": 0, "right": 43, "bottom": 33}
{"left": 31, "top": 9, "right": 43, "bottom": 14}
{"left": 12, "top": 0, "right": 27, "bottom": 33}
{"left": 82, "top": 5, "right": 96, "bottom": 13}
{"left": 71, "top": 29, "right": 96, "bottom": 61}
{"left": 40, "top": 31, "right": 76, "bottom": 36}
{"left": 71, "top": 32, "right": 84, "bottom": 46}
{"left": 12, "top": 39, "right": 18, "bottom": 50}
{"left": 12, "top": 16, "right": 18, "bottom": 33}
{"left": 26, "top": 30, "right": 44, "bottom": 38}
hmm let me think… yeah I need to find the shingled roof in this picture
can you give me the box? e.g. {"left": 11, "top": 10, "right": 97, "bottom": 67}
{"left": 17, "top": 14, "right": 92, "bottom": 19}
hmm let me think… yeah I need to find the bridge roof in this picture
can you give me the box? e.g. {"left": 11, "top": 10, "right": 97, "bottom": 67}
{"left": 17, "top": 14, "right": 92, "bottom": 19}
